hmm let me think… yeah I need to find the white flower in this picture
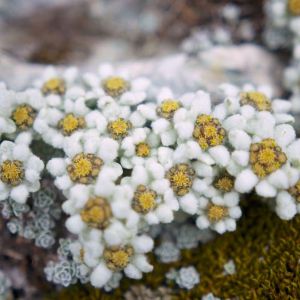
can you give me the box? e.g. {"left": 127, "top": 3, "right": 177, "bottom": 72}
{"left": 196, "top": 193, "right": 241, "bottom": 234}
{"left": 0, "top": 140, "right": 44, "bottom": 203}
{"left": 46, "top": 131, "right": 122, "bottom": 196}
{"left": 63, "top": 184, "right": 137, "bottom": 238}
{"left": 33, "top": 66, "right": 84, "bottom": 108}
{"left": 193, "top": 162, "right": 240, "bottom": 209}
{"left": 70, "top": 232, "right": 154, "bottom": 288}
{"left": 229, "top": 123, "right": 300, "bottom": 197}
{"left": 34, "top": 99, "right": 99, "bottom": 149}
{"left": 118, "top": 161, "right": 179, "bottom": 226}
{"left": 120, "top": 127, "right": 160, "bottom": 169}
{"left": 83, "top": 63, "right": 151, "bottom": 118}
{"left": 0, "top": 84, "right": 45, "bottom": 140}
{"left": 150, "top": 87, "right": 200, "bottom": 147}
{"left": 215, "top": 83, "right": 294, "bottom": 128}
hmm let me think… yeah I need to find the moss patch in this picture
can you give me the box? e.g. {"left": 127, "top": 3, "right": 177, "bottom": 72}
{"left": 47, "top": 200, "right": 300, "bottom": 299}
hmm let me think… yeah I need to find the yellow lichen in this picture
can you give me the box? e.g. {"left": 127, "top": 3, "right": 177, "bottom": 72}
{"left": 193, "top": 114, "right": 226, "bottom": 150}
{"left": 240, "top": 91, "right": 272, "bottom": 111}
{"left": 207, "top": 204, "right": 228, "bottom": 222}
{"left": 157, "top": 100, "right": 181, "bottom": 119}
{"left": 132, "top": 185, "right": 157, "bottom": 214}
{"left": 67, "top": 153, "right": 103, "bottom": 184}
{"left": 104, "top": 246, "right": 134, "bottom": 271}
{"left": 11, "top": 104, "right": 36, "bottom": 130}
{"left": 57, "top": 113, "right": 86, "bottom": 136}
{"left": 213, "top": 171, "right": 235, "bottom": 193}
{"left": 288, "top": 0, "right": 300, "bottom": 15}
{"left": 102, "top": 76, "right": 130, "bottom": 97}
{"left": 80, "top": 197, "right": 112, "bottom": 229}
{"left": 166, "top": 164, "right": 195, "bottom": 196}
{"left": 42, "top": 78, "right": 66, "bottom": 95}
{"left": 250, "top": 138, "right": 287, "bottom": 178}
{"left": 135, "top": 142, "right": 151, "bottom": 158}
{"left": 107, "top": 118, "right": 132, "bottom": 140}
{"left": 0, "top": 160, "right": 24, "bottom": 186}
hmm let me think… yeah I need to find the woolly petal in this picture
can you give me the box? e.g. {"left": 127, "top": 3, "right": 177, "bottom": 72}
{"left": 90, "top": 263, "right": 112, "bottom": 288}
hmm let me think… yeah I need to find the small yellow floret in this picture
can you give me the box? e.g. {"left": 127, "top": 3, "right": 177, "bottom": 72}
{"left": 107, "top": 118, "right": 132, "bottom": 140}
{"left": 207, "top": 205, "right": 228, "bottom": 222}
{"left": 11, "top": 104, "right": 36, "bottom": 130}
{"left": 0, "top": 160, "right": 24, "bottom": 186}
{"left": 133, "top": 185, "right": 157, "bottom": 214}
{"left": 240, "top": 91, "right": 271, "bottom": 111}
{"left": 167, "top": 164, "right": 195, "bottom": 196}
{"left": 104, "top": 246, "right": 134, "bottom": 271}
{"left": 102, "top": 76, "right": 129, "bottom": 97}
{"left": 42, "top": 78, "right": 66, "bottom": 95}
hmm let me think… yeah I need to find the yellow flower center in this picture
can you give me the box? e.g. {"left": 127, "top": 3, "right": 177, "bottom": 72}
{"left": 58, "top": 113, "right": 86, "bottom": 136}
{"left": 133, "top": 185, "right": 157, "bottom": 214}
{"left": 107, "top": 118, "right": 132, "bottom": 140}
{"left": 250, "top": 139, "right": 287, "bottom": 178}
{"left": 288, "top": 0, "right": 300, "bottom": 15}
{"left": 102, "top": 76, "right": 129, "bottom": 97}
{"left": 135, "top": 142, "right": 151, "bottom": 157}
{"left": 167, "top": 164, "right": 195, "bottom": 196}
{"left": 193, "top": 114, "right": 226, "bottom": 150}
{"left": 0, "top": 160, "right": 24, "bottom": 186}
{"left": 11, "top": 104, "right": 36, "bottom": 130}
{"left": 67, "top": 153, "right": 103, "bottom": 184}
{"left": 104, "top": 246, "right": 134, "bottom": 271}
{"left": 80, "top": 197, "right": 112, "bottom": 229}
{"left": 41, "top": 77, "right": 66, "bottom": 95}
{"left": 240, "top": 91, "right": 272, "bottom": 112}
{"left": 213, "top": 172, "right": 235, "bottom": 193}
{"left": 207, "top": 204, "right": 228, "bottom": 222}
{"left": 157, "top": 99, "right": 181, "bottom": 119}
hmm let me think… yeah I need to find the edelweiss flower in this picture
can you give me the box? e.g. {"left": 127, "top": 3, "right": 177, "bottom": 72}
{"left": 63, "top": 183, "right": 142, "bottom": 238}
{"left": 148, "top": 87, "right": 187, "bottom": 146}
{"left": 120, "top": 128, "right": 160, "bottom": 169}
{"left": 0, "top": 84, "right": 44, "bottom": 140}
{"left": 83, "top": 64, "right": 150, "bottom": 118}
{"left": 70, "top": 231, "right": 154, "bottom": 288}
{"left": 196, "top": 190, "right": 241, "bottom": 234}
{"left": 0, "top": 140, "right": 44, "bottom": 203}
{"left": 47, "top": 131, "right": 122, "bottom": 196}
{"left": 228, "top": 124, "right": 300, "bottom": 198}
{"left": 33, "top": 66, "right": 84, "bottom": 108}
{"left": 214, "top": 83, "right": 294, "bottom": 128}
{"left": 118, "top": 161, "right": 179, "bottom": 226}
{"left": 161, "top": 156, "right": 202, "bottom": 216}
{"left": 34, "top": 96, "right": 103, "bottom": 149}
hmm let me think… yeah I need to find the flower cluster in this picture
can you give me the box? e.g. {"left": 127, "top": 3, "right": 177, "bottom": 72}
{"left": 1, "top": 63, "right": 300, "bottom": 289}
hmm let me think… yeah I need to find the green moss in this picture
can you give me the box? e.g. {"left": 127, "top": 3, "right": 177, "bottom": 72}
{"left": 46, "top": 200, "right": 300, "bottom": 300}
